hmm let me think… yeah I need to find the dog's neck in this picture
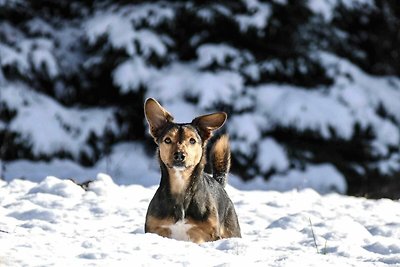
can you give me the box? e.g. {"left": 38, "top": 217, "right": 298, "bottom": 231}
{"left": 159, "top": 151, "right": 206, "bottom": 202}
{"left": 160, "top": 160, "right": 205, "bottom": 195}
{"left": 167, "top": 166, "right": 195, "bottom": 196}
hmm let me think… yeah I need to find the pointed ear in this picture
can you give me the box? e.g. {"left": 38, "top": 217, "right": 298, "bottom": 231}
{"left": 191, "top": 112, "right": 227, "bottom": 141}
{"left": 144, "top": 98, "right": 174, "bottom": 139}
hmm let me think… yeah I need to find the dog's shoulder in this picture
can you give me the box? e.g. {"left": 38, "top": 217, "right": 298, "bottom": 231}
{"left": 199, "top": 172, "right": 234, "bottom": 210}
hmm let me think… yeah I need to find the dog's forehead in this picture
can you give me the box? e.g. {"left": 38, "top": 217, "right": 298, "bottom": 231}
{"left": 159, "top": 123, "right": 201, "bottom": 140}
{"left": 177, "top": 124, "right": 199, "bottom": 135}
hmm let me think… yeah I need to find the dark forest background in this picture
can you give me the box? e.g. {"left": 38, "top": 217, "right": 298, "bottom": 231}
{"left": 1, "top": 0, "right": 400, "bottom": 198}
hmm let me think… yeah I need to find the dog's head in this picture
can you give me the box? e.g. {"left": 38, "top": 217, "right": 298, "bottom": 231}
{"left": 144, "top": 98, "right": 226, "bottom": 170}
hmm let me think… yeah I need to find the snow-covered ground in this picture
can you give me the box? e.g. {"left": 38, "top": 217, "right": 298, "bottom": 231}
{"left": 1, "top": 172, "right": 400, "bottom": 266}
{"left": 1, "top": 1, "right": 400, "bottom": 265}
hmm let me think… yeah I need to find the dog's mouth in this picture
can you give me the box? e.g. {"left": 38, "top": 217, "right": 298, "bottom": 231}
{"left": 173, "top": 161, "right": 186, "bottom": 168}
{"left": 165, "top": 161, "right": 189, "bottom": 170}
{"left": 173, "top": 166, "right": 186, "bottom": 171}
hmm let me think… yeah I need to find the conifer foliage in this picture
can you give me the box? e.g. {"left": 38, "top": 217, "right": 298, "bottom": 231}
{"left": 1, "top": 0, "right": 399, "bottom": 197}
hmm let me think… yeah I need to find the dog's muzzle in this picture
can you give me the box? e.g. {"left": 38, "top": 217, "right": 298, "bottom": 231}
{"left": 173, "top": 151, "right": 186, "bottom": 167}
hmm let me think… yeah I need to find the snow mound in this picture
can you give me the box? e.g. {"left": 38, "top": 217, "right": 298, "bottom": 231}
{"left": 3, "top": 142, "right": 160, "bottom": 187}
{"left": 87, "top": 173, "right": 119, "bottom": 196}
{"left": 28, "top": 176, "right": 84, "bottom": 198}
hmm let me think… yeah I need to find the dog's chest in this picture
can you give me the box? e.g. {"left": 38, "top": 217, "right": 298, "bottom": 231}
{"left": 169, "top": 168, "right": 189, "bottom": 195}
{"left": 162, "top": 219, "right": 193, "bottom": 241}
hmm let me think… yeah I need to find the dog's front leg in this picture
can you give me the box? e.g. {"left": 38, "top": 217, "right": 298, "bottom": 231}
{"left": 186, "top": 216, "right": 221, "bottom": 243}
{"left": 187, "top": 227, "right": 220, "bottom": 243}
{"left": 145, "top": 216, "right": 173, "bottom": 238}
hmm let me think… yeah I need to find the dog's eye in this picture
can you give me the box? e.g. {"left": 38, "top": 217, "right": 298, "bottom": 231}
{"left": 189, "top": 138, "right": 196, "bottom": 144}
{"left": 164, "top": 137, "right": 172, "bottom": 144}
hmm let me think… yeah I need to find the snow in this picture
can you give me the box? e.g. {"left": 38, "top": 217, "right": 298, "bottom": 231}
{"left": 4, "top": 49, "right": 397, "bottom": 191}
{"left": 307, "top": 0, "right": 375, "bottom": 22}
{"left": 340, "top": 0, "right": 375, "bottom": 10}
{"left": 85, "top": 9, "right": 168, "bottom": 57}
{"left": 0, "top": 43, "right": 30, "bottom": 74}
{"left": 112, "top": 57, "right": 245, "bottom": 110}
{"left": 135, "top": 29, "right": 168, "bottom": 57}
{"left": 28, "top": 176, "right": 85, "bottom": 198}
{"left": 1, "top": 4, "right": 400, "bottom": 264}
{"left": 85, "top": 13, "right": 136, "bottom": 55}
{"left": 0, "top": 38, "right": 58, "bottom": 78}
{"left": 321, "top": 52, "right": 400, "bottom": 155}
{"left": 197, "top": 44, "right": 240, "bottom": 68}
{"left": 196, "top": 44, "right": 253, "bottom": 70}
{"left": 76, "top": 1, "right": 400, "bottom": 180}
{"left": 228, "top": 113, "right": 264, "bottom": 157}
{"left": 254, "top": 85, "right": 355, "bottom": 140}
{"left": 236, "top": 0, "right": 272, "bottom": 32}
{"left": 1, "top": 174, "right": 399, "bottom": 266}
{"left": 113, "top": 58, "right": 155, "bottom": 93}
{"left": 31, "top": 47, "right": 59, "bottom": 78}
{"left": 322, "top": 53, "right": 400, "bottom": 124}
{"left": 121, "top": 3, "right": 175, "bottom": 27}
{"left": 2, "top": 159, "right": 98, "bottom": 184}
{"left": 307, "top": 0, "right": 336, "bottom": 21}
{"left": 1, "top": 47, "right": 399, "bottom": 189}
{"left": 256, "top": 138, "right": 289, "bottom": 173}
{"left": 0, "top": 84, "right": 118, "bottom": 158}
{"left": 230, "top": 163, "right": 347, "bottom": 194}
{"left": 3, "top": 142, "right": 159, "bottom": 186}
{"left": 147, "top": 63, "right": 244, "bottom": 110}
{"left": 267, "top": 164, "right": 347, "bottom": 194}
{"left": 25, "top": 18, "right": 55, "bottom": 36}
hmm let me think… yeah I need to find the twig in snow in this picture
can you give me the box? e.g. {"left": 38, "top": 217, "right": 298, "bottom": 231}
{"left": 309, "top": 218, "right": 319, "bottom": 254}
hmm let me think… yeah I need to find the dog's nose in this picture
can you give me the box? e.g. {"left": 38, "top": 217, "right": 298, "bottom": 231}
{"left": 173, "top": 151, "right": 185, "bottom": 162}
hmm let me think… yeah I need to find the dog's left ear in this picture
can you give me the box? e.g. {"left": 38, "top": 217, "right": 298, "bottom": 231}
{"left": 192, "top": 112, "right": 227, "bottom": 141}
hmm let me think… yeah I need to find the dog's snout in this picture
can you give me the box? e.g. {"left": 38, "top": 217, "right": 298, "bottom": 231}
{"left": 173, "top": 151, "right": 185, "bottom": 162}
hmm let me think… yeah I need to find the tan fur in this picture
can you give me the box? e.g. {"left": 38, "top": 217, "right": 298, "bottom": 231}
{"left": 220, "top": 222, "right": 236, "bottom": 239}
{"left": 158, "top": 127, "right": 202, "bottom": 170}
{"left": 211, "top": 135, "right": 231, "bottom": 173}
{"left": 167, "top": 167, "right": 193, "bottom": 196}
{"left": 146, "top": 214, "right": 219, "bottom": 244}
{"left": 145, "top": 216, "right": 174, "bottom": 238}
{"left": 186, "top": 213, "right": 220, "bottom": 243}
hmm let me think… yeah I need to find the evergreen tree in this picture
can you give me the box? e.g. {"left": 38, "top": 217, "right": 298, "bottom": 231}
{"left": 1, "top": 0, "right": 399, "bottom": 197}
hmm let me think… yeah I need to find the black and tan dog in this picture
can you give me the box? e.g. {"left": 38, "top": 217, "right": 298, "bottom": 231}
{"left": 144, "top": 98, "right": 241, "bottom": 243}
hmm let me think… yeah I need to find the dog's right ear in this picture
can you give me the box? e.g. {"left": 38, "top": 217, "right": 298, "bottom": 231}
{"left": 144, "top": 98, "right": 174, "bottom": 140}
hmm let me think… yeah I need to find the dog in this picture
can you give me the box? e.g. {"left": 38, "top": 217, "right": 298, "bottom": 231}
{"left": 144, "top": 98, "right": 241, "bottom": 243}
